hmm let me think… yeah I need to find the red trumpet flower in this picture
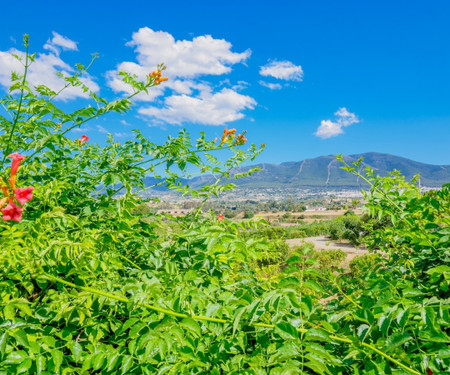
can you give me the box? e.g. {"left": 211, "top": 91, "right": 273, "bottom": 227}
{"left": 14, "top": 186, "right": 34, "bottom": 205}
{"left": 1, "top": 202, "right": 24, "bottom": 222}
{"left": 8, "top": 153, "right": 25, "bottom": 177}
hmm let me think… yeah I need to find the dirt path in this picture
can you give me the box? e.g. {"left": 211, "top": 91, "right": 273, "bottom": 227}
{"left": 286, "top": 236, "right": 369, "bottom": 268}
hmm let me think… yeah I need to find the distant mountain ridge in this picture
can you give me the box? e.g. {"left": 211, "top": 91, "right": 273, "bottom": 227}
{"left": 227, "top": 152, "right": 450, "bottom": 188}
{"left": 146, "top": 152, "right": 450, "bottom": 190}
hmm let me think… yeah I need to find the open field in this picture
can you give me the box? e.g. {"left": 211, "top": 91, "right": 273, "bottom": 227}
{"left": 286, "top": 235, "right": 368, "bottom": 269}
{"left": 256, "top": 208, "right": 363, "bottom": 223}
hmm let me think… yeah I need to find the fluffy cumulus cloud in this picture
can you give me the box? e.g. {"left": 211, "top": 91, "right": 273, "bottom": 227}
{"left": 139, "top": 88, "right": 256, "bottom": 126}
{"left": 0, "top": 33, "right": 98, "bottom": 101}
{"left": 259, "top": 60, "right": 303, "bottom": 81}
{"left": 315, "top": 107, "right": 359, "bottom": 139}
{"left": 107, "top": 27, "right": 255, "bottom": 126}
{"left": 124, "top": 27, "right": 250, "bottom": 78}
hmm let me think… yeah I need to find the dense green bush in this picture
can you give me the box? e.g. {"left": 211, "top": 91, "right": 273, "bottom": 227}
{"left": 349, "top": 253, "right": 382, "bottom": 279}
{"left": 314, "top": 249, "right": 347, "bottom": 271}
{"left": 0, "top": 39, "right": 448, "bottom": 374}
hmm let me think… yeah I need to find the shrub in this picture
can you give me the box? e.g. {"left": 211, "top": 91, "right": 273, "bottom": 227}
{"left": 314, "top": 249, "right": 347, "bottom": 270}
{"left": 349, "top": 253, "right": 382, "bottom": 278}
{"left": 243, "top": 210, "right": 254, "bottom": 219}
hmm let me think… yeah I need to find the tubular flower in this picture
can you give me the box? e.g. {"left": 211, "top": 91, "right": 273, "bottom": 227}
{"left": 1, "top": 202, "right": 23, "bottom": 222}
{"left": 14, "top": 186, "right": 34, "bottom": 205}
{"left": 219, "top": 128, "right": 237, "bottom": 145}
{"left": 235, "top": 133, "right": 247, "bottom": 145}
{"left": 155, "top": 77, "right": 168, "bottom": 84}
{"left": 8, "top": 177, "right": 16, "bottom": 189}
{"left": 150, "top": 70, "right": 161, "bottom": 78}
{"left": 0, "top": 197, "right": 7, "bottom": 208}
{"left": 217, "top": 214, "right": 225, "bottom": 221}
{"left": 8, "top": 153, "right": 25, "bottom": 177}
{"left": 80, "top": 135, "right": 89, "bottom": 143}
{"left": 150, "top": 70, "right": 169, "bottom": 85}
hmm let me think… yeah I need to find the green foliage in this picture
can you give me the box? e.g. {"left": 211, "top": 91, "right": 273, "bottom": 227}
{"left": 349, "top": 253, "right": 382, "bottom": 278}
{"left": 0, "top": 40, "right": 447, "bottom": 375}
{"left": 314, "top": 249, "right": 347, "bottom": 271}
{"left": 243, "top": 210, "right": 254, "bottom": 219}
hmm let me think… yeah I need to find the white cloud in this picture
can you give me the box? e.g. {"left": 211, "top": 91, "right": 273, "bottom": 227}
{"left": 96, "top": 125, "right": 108, "bottom": 134}
{"left": 123, "top": 27, "right": 250, "bottom": 78}
{"left": 139, "top": 87, "right": 256, "bottom": 126}
{"left": 315, "top": 107, "right": 359, "bottom": 139}
{"left": 259, "top": 81, "right": 282, "bottom": 90}
{"left": 72, "top": 126, "right": 91, "bottom": 133}
{"left": 114, "top": 132, "right": 131, "bottom": 138}
{"left": 106, "top": 27, "right": 250, "bottom": 98}
{"left": 0, "top": 34, "right": 98, "bottom": 101}
{"left": 44, "top": 32, "right": 78, "bottom": 54}
{"left": 259, "top": 60, "right": 303, "bottom": 81}
{"left": 107, "top": 28, "right": 255, "bottom": 125}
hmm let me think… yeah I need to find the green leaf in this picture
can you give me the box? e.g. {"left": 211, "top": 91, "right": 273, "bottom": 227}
{"left": 107, "top": 353, "right": 120, "bottom": 372}
{"left": 5, "top": 350, "right": 27, "bottom": 364}
{"left": 92, "top": 352, "right": 106, "bottom": 371}
{"left": 396, "top": 308, "right": 410, "bottom": 329}
{"left": 0, "top": 332, "right": 8, "bottom": 357}
{"left": 422, "top": 307, "right": 437, "bottom": 331}
{"left": 303, "top": 280, "right": 324, "bottom": 294}
{"left": 181, "top": 317, "right": 201, "bottom": 337}
{"left": 16, "top": 358, "right": 32, "bottom": 373}
{"left": 426, "top": 265, "right": 450, "bottom": 274}
{"left": 232, "top": 307, "right": 247, "bottom": 336}
{"left": 384, "top": 332, "right": 411, "bottom": 351}
{"left": 121, "top": 355, "right": 134, "bottom": 374}
{"left": 68, "top": 342, "right": 83, "bottom": 362}
{"left": 304, "top": 360, "right": 328, "bottom": 375}
{"left": 51, "top": 349, "right": 64, "bottom": 371}
{"left": 275, "top": 322, "right": 298, "bottom": 340}
{"left": 13, "top": 329, "right": 29, "bottom": 348}
{"left": 402, "top": 288, "right": 425, "bottom": 297}
{"left": 304, "top": 328, "right": 330, "bottom": 342}
{"left": 378, "top": 314, "right": 391, "bottom": 336}
{"left": 36, "top": 355, "right": 47, "bottom": 374}
{"left": 357, "top": 324, "right": 370, "bottom": 341}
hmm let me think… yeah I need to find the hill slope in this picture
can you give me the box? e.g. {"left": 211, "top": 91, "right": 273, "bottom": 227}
{"left": 193, "top": 152, "right": 450, "bottom": 188}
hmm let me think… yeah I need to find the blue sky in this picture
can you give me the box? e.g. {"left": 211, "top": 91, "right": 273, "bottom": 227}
{"left": 1, "top": 0, "right": 449, "bottom": 165}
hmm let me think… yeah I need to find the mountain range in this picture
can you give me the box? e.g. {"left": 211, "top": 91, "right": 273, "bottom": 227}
{"left": 147, "top": 152, "right": 450, "bottom": 190}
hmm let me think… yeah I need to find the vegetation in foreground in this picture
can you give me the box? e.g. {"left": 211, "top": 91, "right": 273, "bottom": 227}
{"left": 0, "top": 37, "right": 449, "bottom": 374}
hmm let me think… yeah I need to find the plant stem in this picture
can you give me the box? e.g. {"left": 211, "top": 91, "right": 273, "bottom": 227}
{"left": 1, "top": 39, "right": 30, "bottom": 167}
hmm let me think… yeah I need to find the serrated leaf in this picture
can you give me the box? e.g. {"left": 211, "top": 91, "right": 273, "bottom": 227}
{"left": 396, "top": 308, "right": 410, "bottom": 329}
{"left": 303, "top": 280, "right": 324, "bottom": 294}
{"left": 304, "top": 328, "right": 330, "bottom": 342}
{"left": 378, "top": 314, "right": 391, "bottom": 336}
{"left": 181, "top": 317, "right": 201, "bottom": 337}
{"left": 385, "top": 332, "right": 411, "bottom": 351}
{"left": 304, "top": 360, "right": 328, "bottom": 375}
{"left": 36, "top": 355, "right": 46, "bottom": 374}
{"left": 121, "top": 356, "right": 134, "bottom": 374}
{"left": 275, "top": 322, "right": 298, "bottom": 340}
{"left": 357, "top": 324, "right": 370, "bottom": 341}
{"left": 107, "top": 353, "right": 120, "bottom": 372}
{"left": 51, "top": 349, "right": 64, "bottom": 371}
{"left": 0, "top": 332, "right": 9, "bottom": 356}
